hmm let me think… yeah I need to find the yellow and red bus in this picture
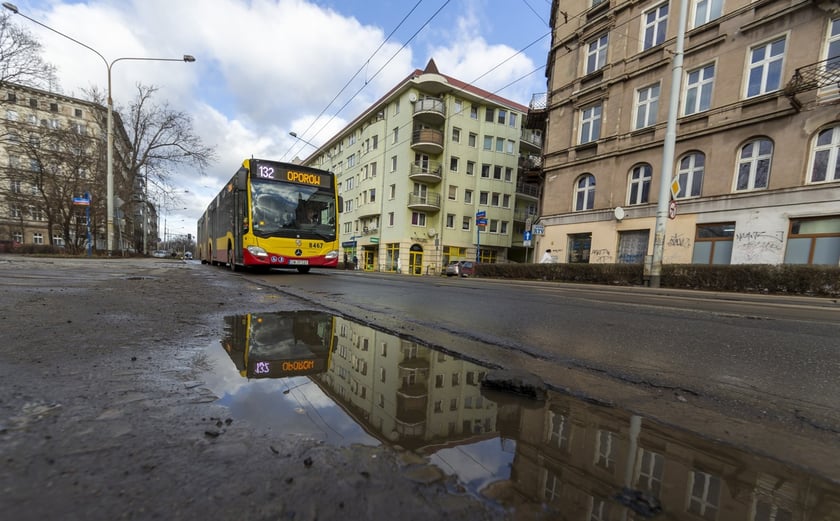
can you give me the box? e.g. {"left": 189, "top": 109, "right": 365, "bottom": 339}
{"left": 197, "top": 158, "right": 340, "bottom": 273}
{"left": 221, "top": 311, "right": 335, "bottom": 379}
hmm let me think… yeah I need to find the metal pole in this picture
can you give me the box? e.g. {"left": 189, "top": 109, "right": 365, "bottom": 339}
{"left": 650, "top": 0, "right": 689, "bottom": 287}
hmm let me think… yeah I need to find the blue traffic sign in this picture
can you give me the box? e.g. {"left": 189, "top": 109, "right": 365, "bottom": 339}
{"left": 475, "top": 210, "right": 486, "bottom": 218}
{"left": 523, "top": 230, "right": 532, "bottom": 241}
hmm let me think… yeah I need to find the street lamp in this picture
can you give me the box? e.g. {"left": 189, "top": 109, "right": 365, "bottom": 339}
{"left": 289, "top": 131, "right": 320, "bottom": 150}
{"left": 3, "top": 3, "right": 195, "bottom": 255}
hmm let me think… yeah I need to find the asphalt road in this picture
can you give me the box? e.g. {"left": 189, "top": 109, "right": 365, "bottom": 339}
{"left": 1, "top": 256, "right": 838, "bottom": 520}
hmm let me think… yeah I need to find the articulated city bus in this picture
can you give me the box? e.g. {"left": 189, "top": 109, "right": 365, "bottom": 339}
{"left": 197, "top": 158, "right": 340, "bottom": 273}
{"left": 221, "top": 311, "right": 336, "bottom": 379}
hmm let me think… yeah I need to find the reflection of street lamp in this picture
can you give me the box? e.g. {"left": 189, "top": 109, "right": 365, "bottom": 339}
{"left": 3, "top": 2, "right": 195, "bottom": 255}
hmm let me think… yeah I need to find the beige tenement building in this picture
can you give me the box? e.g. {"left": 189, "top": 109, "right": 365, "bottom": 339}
{"left": 529, "top": 0, "right": 840, "bottom": 266}
{"left": 299, "top": 60, "right": 541, "bottom": 274}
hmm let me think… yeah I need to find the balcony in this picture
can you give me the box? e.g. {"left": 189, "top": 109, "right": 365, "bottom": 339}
{"left": 784, "top": 57, "right": 840, "bottom": 110}
{"left": 412, "top": 98, "right": 445, "bottom": 126}
{"left": 524, "top": 92, "right": 547, "bottom": 131}
{"left": 515, "top": 180, "right": 540, "bottom": 198}
{"left": 520, "top": 128, "right": 543, "bottom": 150}
{"left": 411, "top": 128, "right": 444, "bottom": 155}
{"left": 407, "top": 192, "right": 441, "bottom": 212}
{"left": 518, "top": 154, "right": 543, "bottom": 184}
{"left": 409, "top": 160, "right": 443, "bottom": 184}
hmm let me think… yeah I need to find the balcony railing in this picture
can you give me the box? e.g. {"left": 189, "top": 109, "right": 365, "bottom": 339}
{"left": 520, "top": 129, "right": 543, "bottom": 148}
{"left": 785, "top": 57, "right": 840, "bottom": 108}
{"left": 411, "top": 128, "right": 444, "bottom": 154}
{"left": 407, "top": 192, "right": 441, "bottom": 211}
{"left": 412, "top": 98, "right": 445, "bottom": 123}
{"left": 409, "top": 160, "right": 442, "bottom": 183}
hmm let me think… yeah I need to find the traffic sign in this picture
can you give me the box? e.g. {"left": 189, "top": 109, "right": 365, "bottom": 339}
{"left": 476, "top": 219, "right": 488, "bottom": 226}
{"left": 532, "top": 224, "right": 544, "bottom": 235}
{"left": 523, "top": 230, "right": 532, "bottom": 241}
{"left": 475, "top": 210, "right": 486, "bottom": 218}
{"left": 72, "top": 197, "right": 90, "bottom": 206}
{"left": 670, "top": 177, "right": 681, "bottom": 199}
{"left": 668, "top": 200, "right": 677, "bottom": 220}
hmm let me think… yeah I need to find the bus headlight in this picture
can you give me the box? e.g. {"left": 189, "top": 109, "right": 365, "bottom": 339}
{"left": 325, "top": 249, "right": 339, "bottom": 259}
{"left": 246, "top": 245, "right": 269, "bottom": 258}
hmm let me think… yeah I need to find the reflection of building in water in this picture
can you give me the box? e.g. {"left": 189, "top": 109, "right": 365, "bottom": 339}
{"left": 496, "top": 392, "right": 840, "bottom": 520}
{"left": 311, "top": 317, "right": 494, "bottom": 450}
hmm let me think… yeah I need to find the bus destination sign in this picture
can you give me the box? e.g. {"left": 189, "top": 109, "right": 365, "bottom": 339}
{"left": 251, "top": 161, "right": 331, "bottom": 188}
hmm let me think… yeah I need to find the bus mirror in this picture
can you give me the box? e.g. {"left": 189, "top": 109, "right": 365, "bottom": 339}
{"left": 338, "top": 196, "right": 344, "bottom": 213}
{"left": 233, "top": 167, "right": 248, "bottom": 191}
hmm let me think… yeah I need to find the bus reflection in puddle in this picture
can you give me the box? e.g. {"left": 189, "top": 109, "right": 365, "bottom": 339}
{"left": 205, "top": 311, "right": 840, "bottom": 519}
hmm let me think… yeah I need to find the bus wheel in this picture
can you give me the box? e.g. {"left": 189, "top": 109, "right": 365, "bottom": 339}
{"left": 228, "top": 249, "right": 238, "bottom": 272}
{"left": 297, "top": 267, "right": 311, "bottom": 274}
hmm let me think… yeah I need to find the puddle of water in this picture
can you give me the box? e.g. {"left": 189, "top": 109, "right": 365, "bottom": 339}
{"left": 203, "top": 311, "right": 840, "bottom": 519}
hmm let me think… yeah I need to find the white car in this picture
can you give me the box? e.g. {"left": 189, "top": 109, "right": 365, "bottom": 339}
{"left": 152, "top": 250, "right": 168, "bottom": 258}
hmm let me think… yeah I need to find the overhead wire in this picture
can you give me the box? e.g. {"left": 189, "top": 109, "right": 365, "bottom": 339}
{"left": 282, "top": 0, "right": 436, "bottom": 161}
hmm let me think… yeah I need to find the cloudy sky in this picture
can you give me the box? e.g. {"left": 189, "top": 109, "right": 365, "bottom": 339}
{"left": 9, "top": 0, "right": 552, "bottom": 238}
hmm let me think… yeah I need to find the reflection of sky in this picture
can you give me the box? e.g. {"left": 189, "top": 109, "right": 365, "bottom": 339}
{"left": 428, "top": 438, "right": 515, "bottom": 497}
{"left": 203, "top": 342, "right": 379, "bottom": 447}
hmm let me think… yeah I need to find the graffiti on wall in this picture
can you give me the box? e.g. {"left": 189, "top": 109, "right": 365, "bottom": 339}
{"left": 735, "top": 230, "right": 784, "bottom": 262}
{"left": 668, "top": 233, "right": 692, "bottom": 249}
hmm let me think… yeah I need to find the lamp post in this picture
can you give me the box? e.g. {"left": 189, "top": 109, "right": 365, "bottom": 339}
{"left": 289, "top": 131, "right": 320, "bottom": 150}
{"left": 3, "top": 3, "right": 195, "bottom": 255}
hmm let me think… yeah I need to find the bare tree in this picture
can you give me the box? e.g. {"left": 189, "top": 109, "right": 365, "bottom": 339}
{"left": 0, "top": 12, "right": 58, "bottom": 92}
{"left": 3, "top": 109, "right": 104, "bottom": 253}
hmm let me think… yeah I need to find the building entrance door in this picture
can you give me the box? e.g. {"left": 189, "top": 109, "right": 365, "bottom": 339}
{"left": 408, "top": 244, "right": 423, "bottom": 275}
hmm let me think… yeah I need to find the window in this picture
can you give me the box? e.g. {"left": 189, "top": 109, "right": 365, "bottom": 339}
{"left": 388, "top": 212, "right": 394, "bottom": 226}
{"left": 509, "top": 113, "right": 517, "bottom": 128}
{"left": 502, "top": 194, "right": 511, "bottom": 207}
{"left": 389, "top": 184, "right": 396, "bottom": 199}
{"left": 468, "top": 132, "right": 477, "bottom": 147}
{"left": 452, "top": 127, "right": 461, "bottom": 142}
{"left": 595, "top": 430, "right": 615, "bottom": 470}
{"left": 491, "top": 193, "right": 500, "bottom": 206}
{"left": 33, "top": 233, "right": 44, "bottom": 245}
{"left": 450, "top": 156, "right": 459, "bottom": 172}
{"left": 746, "top": 37, "right": 786, "bottom": 98}
{"left": 411, "top": 212, "right": 426, "bottom": 226}
{"left": 688, "top": 471, "right": 721, "bottom": 520}
{"left": 618, "top": 230, "right": 650, "bottom": 264}
{"left": 585, "top": 34, "right": 608, "bottom": 74}
{"left": 642, "top": 3, "right": 669, "bottom": 50}
{"left": 506, "top": 140, "right": 515, "bottom": 154}
{"left": 493, "top": 166, "right": 502, "bottom": 180}
{"left": 446, "top": 214, "right": 455, "bottom": 228}
{"left": 454, "top": 98, "right": 462, "bottom": 114}
{"left": 684, "top": 64, "right": 715, "bottom": 115}
{"left": 823, "top": 19, "right": 840, "bottom": 94}
{"left": 579, "top": 104, "right": 602, "bottom": 144}
{"left": 505, "top": 167, "right": 513, "bottom": 181}
{"left": 575, "top": 174, "right": 596, "bottom": 211}
{"left": 635, "top": 83, "right": 660, "bottom": 129}
{"left": 495, "top": 137, "right": 504, "bottom": 152}
{"left": 466, "top": 161, "right": 475, "bottom": 176}
{"left": 635, "top": 449, "right": 663, "bottom": 496}
{"left": 74, "top": 108, "right": 82, "bottom": 117}
{"left": 448, "top": 185, "right": 457, "bottom": 200}
{"left": 470, "top": 105, "right": 478, "bottom": 119}
{"left": 479, "top": 191, "right": 489, "bottom": 205}
{"left": 462, "top": 217, "right": 471, "bottom": 230}
{"left": 693, "top": 223, "right": 735, "bottom": 264}
{"left": 464, "top": 189, "right": 473, "bottom": 204}
{"left": 628, "top": 164, "right": 652, "bottom": 205}
{"left": 497, "top": 109, "right": 507, "bottom": 124}
{"left": 784, "top": 216, "right": 840, "bottom": 265}
{"left": 481, "top": 164, "right": 491, "bottom": 178}
{"left": 676, "top": 152, "right": 704, "bottom": 198}
{"left": 691, "top": 0, "right": 722, "bottom": 28}
{"left": 489, "top": 219, "right": 499, "bottom": 232}
{"left": 391, "top": 155, "right": 397, "bottom": 172}
{"left": 808, "top": 125, "right": 840, "bottom": 183}
{"left": 483, "top": 135, "right": 493, "bottom": 150}
{"left": 392, "top": 127, "right": 399, "bottom": 144}
{"left": 735, "top": 138, "right": 772, "bottom": 191}
{"left": 485, "top": 107, "right": 495, "bottom": 122}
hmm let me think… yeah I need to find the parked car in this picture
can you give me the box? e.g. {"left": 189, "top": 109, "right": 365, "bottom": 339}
{"left": 183, "top": 252, "right": 193, "bottom": 260}
{"left": 152, "top": 250, "right": 168, "bottom": 258}
{"left": 445, "top": 260, "right": 476, "bottom": 277}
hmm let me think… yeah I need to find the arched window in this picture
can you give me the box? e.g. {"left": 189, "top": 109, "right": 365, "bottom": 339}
{"left": 735, "top": 138, "right": 772, "bottom": 191}
{"left": 675, "top": 152, "right": 704, "bottom": 198}
{"left": 575, "top": 174, "right": 596, "bottom": 211}
{"left": 808, "top": 125, "right": 840, "bottom": 184}
{"left": 628, "top": 164, "right": 652, "bottom": 205}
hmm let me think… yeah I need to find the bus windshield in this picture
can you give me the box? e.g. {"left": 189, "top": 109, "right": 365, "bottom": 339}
{"left": 250, "top": 178, "right": 336, "bottom": 240}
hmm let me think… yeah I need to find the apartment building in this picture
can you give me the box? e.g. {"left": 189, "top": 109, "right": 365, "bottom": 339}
{"left": 300, "top": 59, "right": 539, "bottom": 273}
{"left": 0, "top": 83, "right": 141, "bottom": 252}
{"left": 529, "top": 0, "right": 840, "bottom": 266}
